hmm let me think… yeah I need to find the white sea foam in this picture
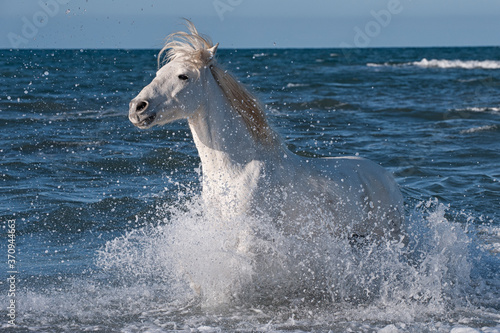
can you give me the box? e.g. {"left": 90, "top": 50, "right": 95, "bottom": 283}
{"left": 252, "top": 53, "right": 267, "bottom": 59}
{"left": 478, "top": 226, "right": 500, "bottom": 254}
{"left": 460, "top": 124, "right": 498, "bottom": 134}
{"left": 285, "top": 83, "right": 308, "bottom": 88}
{"left": 413, "top": 58, "right": 500, "bottom": 69}
{"left": 454, "top": 107, "right": 500, "bottom": 113}
{"left": 368, "top": 59, "right": 500, "bottom": 70}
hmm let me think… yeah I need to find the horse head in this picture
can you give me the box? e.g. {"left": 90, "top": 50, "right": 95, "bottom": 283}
{"left": 129, "top": 22, "right": 218, "bottom": 129}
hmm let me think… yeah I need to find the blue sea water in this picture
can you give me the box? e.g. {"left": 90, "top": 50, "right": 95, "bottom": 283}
{"left": 0, "top": 47, "right": 499, "bottom": 332}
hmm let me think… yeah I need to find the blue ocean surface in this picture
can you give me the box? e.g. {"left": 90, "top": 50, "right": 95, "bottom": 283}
{"left": 0, "top": 47, "right": 499, "bottom": 332}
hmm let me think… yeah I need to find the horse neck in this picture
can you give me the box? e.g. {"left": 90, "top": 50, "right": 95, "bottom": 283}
{"left": 187, "top": 70, "right": 275, "bottom": 217}
{"left": 187, "top": 70, "right": 264, "bottom": 176}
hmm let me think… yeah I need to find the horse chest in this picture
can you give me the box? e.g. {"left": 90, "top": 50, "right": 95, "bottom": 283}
{"left": 201, "top": 158, "right": 265, "bottom": 217}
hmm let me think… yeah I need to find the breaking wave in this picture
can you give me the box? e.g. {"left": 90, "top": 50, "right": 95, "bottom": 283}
{"left": 368, "top": 59, "right": 500, "bottom": 70}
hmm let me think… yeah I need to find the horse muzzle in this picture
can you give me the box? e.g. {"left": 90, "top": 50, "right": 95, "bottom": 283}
{"left": 129, "top": 99, "right": 156, "bottom": 128}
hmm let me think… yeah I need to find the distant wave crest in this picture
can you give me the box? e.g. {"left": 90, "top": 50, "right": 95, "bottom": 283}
{"left": 453, "top": 107, "right": 500, "bottom": 113}
{"left": 368, "top": 58, "right": 500, "bottom": 69}
{"left": 413, "top": 58, "right": 500, "bottom": 69}
{"left": 460, "top": 124, "right": 498, "bottom": 134}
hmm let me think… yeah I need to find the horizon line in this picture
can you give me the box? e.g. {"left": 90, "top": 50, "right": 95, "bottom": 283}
{"left": 1, "top": 45, "right": 499, "bottom": 51}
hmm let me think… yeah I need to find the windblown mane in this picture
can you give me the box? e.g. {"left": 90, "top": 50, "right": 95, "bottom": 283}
{"left": 158, "top": 21, "right": 214, "bottom": 69}
{"left": 158, "top": 20, "right": 276, "bottom": 145}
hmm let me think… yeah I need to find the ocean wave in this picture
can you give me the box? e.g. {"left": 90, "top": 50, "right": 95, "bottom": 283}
{"left": 368, "top": 59, "right": 500, "bottom": 70}
{"left": 252, "top": 53, "right": 267, "bottom": 59}
{"left": 285, "top": 83, "right": 309, "bottom": 88}
{"left": 460, "top": 124, "right": 498, "bottom": 134}
{"left": 366, "top": 63, "right": 386, "bottom": 67}
{"left": 453, "top": 107, "right": 500, "bottom": 113}
{"left": 413, "top": 59, "right": 500, "bottom": 69}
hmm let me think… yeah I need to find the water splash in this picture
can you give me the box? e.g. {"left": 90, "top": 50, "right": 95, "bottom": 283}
{"left": 97, "top": 195, "right": 493, "bottom": 311}
{"left": 12, "top": 196, "right": 500, "bottom": 331}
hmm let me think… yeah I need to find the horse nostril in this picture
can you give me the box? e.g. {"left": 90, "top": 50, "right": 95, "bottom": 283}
{"left": 136, "top": 100, "right": 149, "bottom": 113}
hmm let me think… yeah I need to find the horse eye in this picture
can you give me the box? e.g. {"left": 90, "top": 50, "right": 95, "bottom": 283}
{"left": 178, "top": 74, "right": 189, "bottom": 81}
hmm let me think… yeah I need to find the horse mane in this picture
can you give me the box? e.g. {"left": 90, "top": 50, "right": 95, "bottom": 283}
{"left": 158, "top": 20, "right": 276, "bottom": 145}
{"left": 158, "top": 20, "right": 214, "bottom": 69}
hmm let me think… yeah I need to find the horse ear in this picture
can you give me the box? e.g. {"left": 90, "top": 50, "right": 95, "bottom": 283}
{"left": 207, "top": 43, "right": 219, "bottom": 60}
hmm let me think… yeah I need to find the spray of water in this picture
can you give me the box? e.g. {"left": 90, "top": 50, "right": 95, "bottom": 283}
{"left": 13, "top": 192, "right": 500, "bottom": 331}
{"left": 96, "top": 195, "right": 487, "bottom": 316}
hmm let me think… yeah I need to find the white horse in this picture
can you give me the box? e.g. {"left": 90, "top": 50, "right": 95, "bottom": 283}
{"left": 129, "top": 21, "right": 404, "bottom": 241}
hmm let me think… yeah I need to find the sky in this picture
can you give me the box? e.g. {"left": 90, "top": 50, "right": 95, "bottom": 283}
{"left": 1, "top": 0, "right": 499, "bottom": 49}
